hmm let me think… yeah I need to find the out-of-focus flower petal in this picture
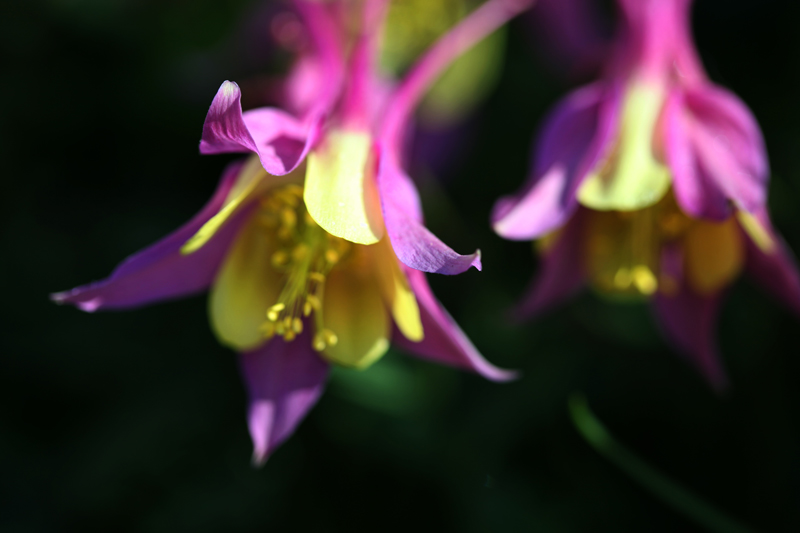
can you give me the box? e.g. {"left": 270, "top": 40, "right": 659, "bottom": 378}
{"left": 577, "top": 82, "right": 671, "bottom": 211}
{"left": 653, "top": 244, "right": 727, "bottom": 390}
{"left": 683, "top": 217, "right": 744, "bottom": 294}
{"left": 514, "top": 209, "right": 586, "bottom": 319}
{"left": 396, "top": 268, "right": 517, "bottom": 382}
{"left": 239, "top": 332, "right": 329, "bottom": 466}
{"left": 303, "top": 130, "right": 384, "bottom": 245}
{"left": 321, "top": 253, "right": 391, "bottom": 369}
{"left": 378, "top": 155, "right": 480, "bottom": 275}
{"left": 492, "top": 83, "right": 615, "bottom": 240}
{"left": 666, "top": 85, "right": 768, "bottom": 219}
{"left": 663, "top": 89, "right": 730, "bottom": 220}
{"left": 685, "top": 85, "right": 769, "bottom": 212}
{"left": 740, "top": 209, "right": 800, "bottom": 316}
{"left": 51, "top": 160, "right": 249, "bottom": 312}
{"left": 199, "top": 81, "right": 320, "bottom": 176}
{"left": 209, "top": 214, "right": 282, "bottom": 352}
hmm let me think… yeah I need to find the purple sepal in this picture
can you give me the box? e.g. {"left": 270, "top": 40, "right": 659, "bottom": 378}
{"left": 652, "top": 244, "right": 727, "bottom": 391}
{"left": 514, "top": 209, "right": 586, "bottom": 319}
{"left": 491, "top": 83, "right": 620, "bottom": 240}
{"left": 239, "top": 330, "right": 329, "bottom": 466}
{"left": 378, "top": 151, "right": 481, "bottom": 275}
{"left": 742, "top": 210, "right": 800, "bottom": 317}
{"left": 394, "top": 268, "right": 517, "bottom": 382}
{"left": 51, "top": 160, "right": 248, "bottom": 312}
{"left": 665, "top": 85, "right": 769, "bottom": 220}
{"left": 199, "top": 81, "right": 321, "bottom": 176}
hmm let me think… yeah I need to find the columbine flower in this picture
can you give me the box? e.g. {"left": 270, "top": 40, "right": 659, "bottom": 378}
{"left": 54, "top": 0, "right": 529, "bottom": 464}
{"left": 491, "top": 0, "right": 800, "bottom": 389}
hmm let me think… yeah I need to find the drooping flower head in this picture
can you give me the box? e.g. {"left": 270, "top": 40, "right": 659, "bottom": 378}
{"left": 54, "top": 0, "right": 531, "bottom": 464}
{"left": 492, "top": 0, "right": 800, "bottom": 389}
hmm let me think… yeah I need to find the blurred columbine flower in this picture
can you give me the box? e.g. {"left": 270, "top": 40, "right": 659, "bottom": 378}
{"left": 491, "top": 0, "right": 800, "bottom": 389}
{"left": 53, "top": 0, "right": 529, "bottom": 465}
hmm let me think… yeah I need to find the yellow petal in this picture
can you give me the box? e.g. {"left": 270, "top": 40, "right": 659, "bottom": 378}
{"left": 182, "top": 157, "right": 306, "bottom": 255}
{"left": 684, "top": 218, "right": 744, "bottom": 294}
{"left": 370, "top": 237, "right": 424, "bottom": 342}
{"left": 303, "top": 130, "right": 384, "bottom": 245}
{"left": 578, "top": 82, "right": 671, "bottom": 211}
{"left": 736, "top": 210, "right": 775, "bottom": 254}
{"left": 320, "top": 250, "right": 390, "bottom": 369}
{"left": 209, "top": 213, "right": 282, "bottom": 351}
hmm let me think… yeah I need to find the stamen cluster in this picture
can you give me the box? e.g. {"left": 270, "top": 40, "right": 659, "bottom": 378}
{"left": 587, "top": 195, "right": 692, "bottom": 297}
{"left": 257, "top": 184, "right": 351, "bottom": 351}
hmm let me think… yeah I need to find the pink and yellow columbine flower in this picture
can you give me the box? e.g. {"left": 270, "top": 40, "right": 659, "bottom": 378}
{"left": 53, "top": 0, "right": 530, "bottom": 464}
{"left": 492, "top": 0, "right": 800, "bottom": 389}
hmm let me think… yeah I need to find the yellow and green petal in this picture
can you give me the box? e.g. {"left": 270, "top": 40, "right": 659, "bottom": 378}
{"left": 370, "top": 237, "right": 424, "bottom": 342}
{"left": 304, "top": 130, "right": 385, "bottom": 245}
{"left": 209, "top": 214, "right": 282, "bottom": 351}
{"left": 578, "top": 82, "right": 671, "bottom": 212}
{"left": 182, "top": 156, "right": 270, "bottom": 255}
{"left": 320, "top": 255, "right": 391, "bottom": 369}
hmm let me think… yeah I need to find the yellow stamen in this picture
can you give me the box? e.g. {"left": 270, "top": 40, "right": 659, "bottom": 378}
{"left": 267, "top": 303, "right": 285, "bottom": 321}
{"left": 257, "top": 184, "right": 355, "bottom": 350}
{"left": 632, "top": 265, "right": 658, "bottom": 295}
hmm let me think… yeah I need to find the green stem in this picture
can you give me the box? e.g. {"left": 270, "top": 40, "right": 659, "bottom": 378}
{"left": 568, "top": 394, "right": 758, "bottom": 533}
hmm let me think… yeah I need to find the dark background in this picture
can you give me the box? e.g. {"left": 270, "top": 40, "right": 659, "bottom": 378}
{"left": 3, "top": 0, "right": 800, "bottom": 531}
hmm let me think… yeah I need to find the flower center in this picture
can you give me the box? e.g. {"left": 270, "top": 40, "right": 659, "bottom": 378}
{"left": 586, "top": 193, "right": 691, "bottom": 297}
{"left": 257, "top": 184, "right": 352, "bottom": 351}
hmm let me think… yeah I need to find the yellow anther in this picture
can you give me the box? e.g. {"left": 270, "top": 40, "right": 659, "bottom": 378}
{"left": 312, "top": 333, "right": 327, "bottom": 352}
{"left": 292, "top": 318, "right": 303, "bottom": 334}
{"left": 306, "top": 295, "right": 321, "bottom": 312}
{"left": 308, "top": 272, "right": 326, "bottom": 284}
{"left": 281, "top": 207, "right": 297, "bottom": 229}
{"left": 271, "top": 250, "right": 289, "bottom": 268}
{"left": 613, "top": 268, "right": 633, "bottom": 289}
{"left": 322, "top": 329, "right": 338, "bottom": 347}
{"left": 283, "top": 316, "right": 293, "bottom": 330}
{"left": 292, "top": 244, "right": 309, "bottom": 261}
{"left": 325, "top": 249, "right": 340, "bottom": 264}
{"left": 275, "top": 188, "right": 301, "bottom": 207}
{"left": 275, "top": 322, "right": 286, "bottom": 335}
{"left": 632, "top": 265, "right": 658, "bottom": 295}
{"left": 283, "top": 330, "right": 296, "bottom": 342}
{"left": 303, "top": 301, "right": 313, "bottom": 317}
{"left": 267, "top": 303, "right": 285, "bottom": 321}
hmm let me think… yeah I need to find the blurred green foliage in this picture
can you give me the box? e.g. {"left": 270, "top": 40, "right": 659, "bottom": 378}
{"left": 2, "top": 0, "right": 800, "bottom": 531}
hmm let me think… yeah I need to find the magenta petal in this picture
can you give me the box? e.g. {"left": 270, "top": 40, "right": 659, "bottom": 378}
{"left": 492, "top": 83, "right": 618, "bottom": 240}
{"left": 667, "top": 85, "right": 769, "bottom": 218}
{"left": 239, "top": 331, "right": 329, "bottom": 466}
{"left": 663, "top": 89, "right": 730, "bottom": 220}
{"left": 51, "top": 161, "right": 248, "bottom": 312}
{"left": 395, "top": 268, "right": 517, "bottom": 382}
{"left": 378, "top": 153, "right": 480, "bottom": 275}
{"left": 514, "top": 210, "right": 586, "bottom": 319}
{"left": 742, "top": 211, "right": 800, "bottom": 317}
{"left": 652, "top": 245, "right": 727, "bottom": 390}
{"left": 199, "top": 81, "right": 320, "bottom": 176}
